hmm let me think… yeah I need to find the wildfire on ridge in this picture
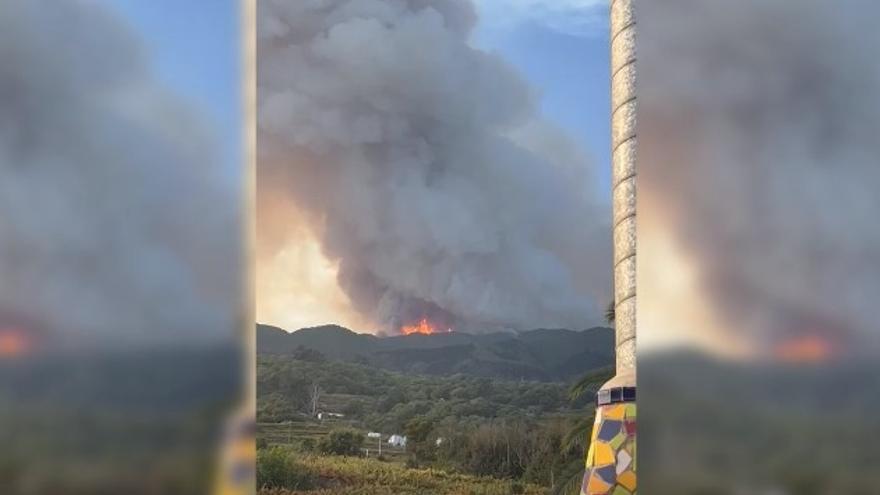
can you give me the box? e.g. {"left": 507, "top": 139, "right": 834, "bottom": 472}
{"left": 775, "top": 334, "right": 835, "bottom": 363}
{"left": 0, "top": 327, "right": 32, "bottom": 358}
{"left": 400, "top": 317, "right": 452, "bottom": 336}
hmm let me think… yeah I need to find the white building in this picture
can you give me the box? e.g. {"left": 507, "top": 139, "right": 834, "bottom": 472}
{"left": 317, "top": 412, "right": 345, "bottom": 420}
{"left": 387, "top": 434, "right": 407, "bottom": 447}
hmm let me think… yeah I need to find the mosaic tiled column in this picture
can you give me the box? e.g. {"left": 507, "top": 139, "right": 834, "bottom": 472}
{"left": 582, "top": 402, "right": 637, "bottom": 494}
{"left": 582, "top": 0, "right": 637, "bottom": 493}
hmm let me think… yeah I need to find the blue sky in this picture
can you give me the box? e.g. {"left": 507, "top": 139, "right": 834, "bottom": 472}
{"left": 103, "top": 0, "right": 608, "bottom": 197}
{"left": 473, "top": 1, "right": 612, "bottom": 197}
{"left": 103, "top": 0, "right": 240, "bottom": 175}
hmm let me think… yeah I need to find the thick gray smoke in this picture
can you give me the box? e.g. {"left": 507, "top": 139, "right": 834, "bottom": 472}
{"left": 0, "top": 0, "right": 239, "bottom": 349}
{"left": 257, "top": 0, "right": 610, "bottom": 333}
{"left": 640, "top": 0, "right": 880, "bottom": 355}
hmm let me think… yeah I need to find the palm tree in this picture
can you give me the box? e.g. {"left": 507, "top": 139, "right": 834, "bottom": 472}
{"left": 554, "top": 301, "right": 616, "bottom": 494}
{"left": 552, "top": 458, "right": 589, "bottom": 495}
{"left": 552, "top": 368, "right": 616, "bottom": 494}
{"left": 568, "top": 366, "right": 615, "bottom": 403}
{"left": 605, "top": 300, "right": 616, "bottom": 325}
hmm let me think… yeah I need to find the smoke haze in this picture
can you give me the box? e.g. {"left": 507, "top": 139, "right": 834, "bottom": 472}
{"left": 640, "top": 0, "right": 880, "bottom": 357}
{"left": 257, "top": 0, "right": 611, "bottom": 333}
{"left": 637, "top": 6, "right": 880, "bottom": 493}
{"left": 0, "top": 0, "right": 240, "bottom": 349}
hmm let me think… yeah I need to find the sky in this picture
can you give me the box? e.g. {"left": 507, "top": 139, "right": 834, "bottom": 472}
{"left": 101, "top": 0, "right": 241, "bottom": 176}
{"left": 98, "top": 0, "right": 612, "bottom": 333}
{"left": 102, "top": 0, "right": 608, "bottom": 198}
{"left": 472, "top": 0, "right": 611, "bottom": 195}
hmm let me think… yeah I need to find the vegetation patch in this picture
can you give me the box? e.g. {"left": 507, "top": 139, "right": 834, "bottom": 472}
{"left": 257, "top": 450, "right": 545, "bottom": 495}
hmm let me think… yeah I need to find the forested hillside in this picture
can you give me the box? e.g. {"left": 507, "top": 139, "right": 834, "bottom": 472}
{"left": 257, "top": 324, "right": 614, "bottom": 381}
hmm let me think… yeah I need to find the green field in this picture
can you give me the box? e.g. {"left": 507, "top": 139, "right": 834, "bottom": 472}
{"left": 259, "top": 420, "right": 337, "bottom": 445}
{"left": 258, "top": 420, "right": 410, "bottom": 464}
{"left": 257, "top": 449, "right": 546, "bottom": 495}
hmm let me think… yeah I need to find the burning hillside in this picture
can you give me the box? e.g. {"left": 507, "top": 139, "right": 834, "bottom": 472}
{"left": 401, "top": 318, "right": 452, "bottom": 336}
{"left": 0, "top": 327, "right": 31, "bottom": 358}
{"left": 256, "top": 0, "right": 611, "bottom": 336}
{"left": 0, "top": 311, "right": 43, "bottom": 359}
{"left": 775, "top": 334, "right": 837, "bottom": 364}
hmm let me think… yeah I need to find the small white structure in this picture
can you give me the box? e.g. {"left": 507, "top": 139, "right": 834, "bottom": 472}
{"left": 387, "top": 434, "right": 407, "bottom": 447}
{"left": 435, "top": 437, "right": 444, "bottom": 446}
{"left": 367, "top": 432, "right": 381, "bottom": 439}
{"left": 317, "top": 412, "right": 346, "bottom": 420}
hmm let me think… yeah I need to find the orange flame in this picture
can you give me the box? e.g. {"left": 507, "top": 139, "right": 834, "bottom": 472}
{"left": 775, "top": 334, "right": 834, "bottom": 363}
{"left": 0, "top": 327, "right": 31, "bottom": 358}
{"left": 401, "top": 317, "right": 452, "bottom": 336}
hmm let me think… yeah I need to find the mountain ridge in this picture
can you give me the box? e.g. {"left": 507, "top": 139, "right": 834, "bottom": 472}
{"left": 257, "top": 323, "right": 614, "bottom": 381}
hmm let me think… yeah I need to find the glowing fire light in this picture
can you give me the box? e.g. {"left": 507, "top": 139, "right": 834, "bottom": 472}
{"left": 0, "top": 327, "right": 31, "bottom": 358}
{"left": 775, "top": 334, "right": 835, "bottom": 363}
{"left": 401, "top": 317, "right": 452, "bottom": 336}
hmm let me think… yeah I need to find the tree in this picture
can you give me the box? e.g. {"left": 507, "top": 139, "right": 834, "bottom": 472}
{"left": 552, "top": 460, "right": 588, "bottom": 495}
{"left": 605, "top": 300, "right": 616, "bottom": 325}
{"left": 404, "top": 416, "right": 434, "bottom": 444}
{"left": 568, "top": 367, "right": 614, "bottom": 403}
{"left": 257, "top": 446, "right": 314, "bottom": 490}
{"left": 292, "top": 345, "right": 327, "bottom": 362}
{"left": 404, "top": 416, "right": 437, "bottom": 464}
{"left": 555, "top": 363, "right": 616, "bottom": 495}
{"left": 309, "top": 382, "right": 322, "bottom": 417}
{"left": 317, "top": 429, "right": 364, "bottom": 456}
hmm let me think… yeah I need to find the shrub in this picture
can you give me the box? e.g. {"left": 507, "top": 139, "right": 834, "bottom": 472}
{"left": 299, "top": 437, "right": 315, "bottom": 452}
{"left": 317, "top": 428, "right": 364, "bottom": 457}
{"left": 256, "top": 446, "right": 314, "bottom": 490}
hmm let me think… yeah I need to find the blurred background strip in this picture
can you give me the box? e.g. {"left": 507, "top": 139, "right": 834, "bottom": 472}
{"left": 0, "top": 1, "right": 246, "bottom": 493}
{"left": 639, "top": 0, "right": 880, "bottom": 493}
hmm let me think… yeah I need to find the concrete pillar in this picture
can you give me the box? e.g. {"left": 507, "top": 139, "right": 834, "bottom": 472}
{"left": 582, "top": 0, "right": 637, "bottom": 493}
{"left": 610, "top": 0, "right": 637, "bottom": 383}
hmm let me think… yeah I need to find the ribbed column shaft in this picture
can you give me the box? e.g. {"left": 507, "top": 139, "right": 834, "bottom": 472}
{"left": 579, "top": 4, "right": 638, "bottom": 493}
{"left": 610, "top": 0, "right": 636, "bottom": 378}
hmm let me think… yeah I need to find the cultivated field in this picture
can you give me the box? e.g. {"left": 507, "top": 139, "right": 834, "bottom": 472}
{"left": 257, "top": 451, "right": 546, "bottom": 495}
{"left": 258, "top": 420, "right": 410, "bottom": 464}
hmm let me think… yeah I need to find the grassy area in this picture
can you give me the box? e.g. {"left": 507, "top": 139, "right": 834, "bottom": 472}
{"left": 258, "top": 451, "right": 546, "bottom": 495}
{"left": 258, "top": 421, "right": 410, "bottom": 464}
{"left": 259, "top": 421, "right": 334, "bottom": 445}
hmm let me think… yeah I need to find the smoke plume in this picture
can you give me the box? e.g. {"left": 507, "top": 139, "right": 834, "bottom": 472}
{"left": 640, "top": 0, "right": 880, "bottom": 357}
{"left": 0, "top": 0, "right": 239, "bottom": 349}
{"left": 257, "top": 0, "right": 610, "bottom": 333}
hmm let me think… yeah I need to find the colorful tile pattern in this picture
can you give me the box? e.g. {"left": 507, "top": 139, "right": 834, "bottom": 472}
{"left": 581, "top": 403, "right": 636, "bottom": 495}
